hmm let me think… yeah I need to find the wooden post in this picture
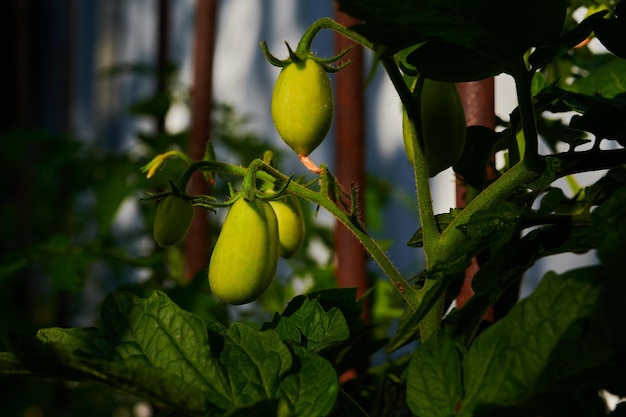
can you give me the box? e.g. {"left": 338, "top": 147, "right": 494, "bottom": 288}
{"left": 185, "top": 0, "right": 218, "bottom": 280}
{"left": 455, "top": 79, "right": 496, "bottom": 320}
{"left": 332, "top": 5, "right": 369, "bottom": 320}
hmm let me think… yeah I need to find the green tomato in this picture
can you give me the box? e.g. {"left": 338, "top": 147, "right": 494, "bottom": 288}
{"left": 208, "top": 198, "right": 279, "bottom": 305}
{"left": 153, "top": 195, "right": 194, "bottom": 247}
{"left": 269, "top": 194, "right": 305, "bottom": 258}
{"left": 271, "top": 58, "right": 333, "bottom": 156}
{"left": 403, "top": 78, "right": 467, "bottom": 177}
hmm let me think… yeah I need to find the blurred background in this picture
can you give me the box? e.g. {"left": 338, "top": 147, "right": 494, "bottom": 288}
{"left": 0, "top": 1, "right": 601, "bottom": 416}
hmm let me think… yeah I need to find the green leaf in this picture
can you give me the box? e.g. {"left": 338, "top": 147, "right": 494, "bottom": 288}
{"left": 406, "top": 331, "right": 465, "bottom": 417}
{"left": 456, "top": 201, "right": 520, "bottom": 253}
{"left": 278, "top": 288, "right": 363, "bottom": 334}
{"left": 594, "top": 14, "right": 626, "bottom": 59}
{"left": 461, "top": 267, "right": 614, "bottom": 415}
{"left": 337, "top": 0, "right": 568, "bottom": 81}
{"left": 569, "top": 102, "right": 626, "bottom": 142}
{"left": 267, "top": 298, "right": 350, "bottom": 353}
{"left": 0, "top": 351, "right": 33, "bottom": 376}
{"left": 529, "top": 10, "right": 605, "bottom": 69}
{"left": 220, "top": 400, "right": 280, "bottom": 417}
{"left": 279, "top": 345, "right": 339, "bottom": 417}
{"left": 444, "top": 222, "right": 596, "bottom": 345}
{"left": 591, "top": 184, "right": 626, "bottom": 267}
{"left": 567, "top": 57, "right": 626, "bottom": 99}
{"left": 219, "top": 322, "right": 293, "bottom": 408}
{"left": 3, "top": 291, "right": 341, "bottom": 415}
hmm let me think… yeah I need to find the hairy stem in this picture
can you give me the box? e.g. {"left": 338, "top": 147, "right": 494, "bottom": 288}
{"left": 296, "top": 17, "right": 375, "bottom": 54}
{"left": 185, "top": 160, "right": 422, "bottom": 310}
{"left": 381, "top": 58, "right": 440, "bottom": 263}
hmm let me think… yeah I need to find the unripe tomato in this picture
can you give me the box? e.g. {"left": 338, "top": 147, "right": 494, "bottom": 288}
{"left": 208, "top": 198, "right": 279, "bottom": 305}
{"left": 268, "top": 194, "right": 305, "bottom": 258}
{"left": 271, "top": 58, "right": 333, "bottom": 156}
{"left": 402, "top": 78, "right": 466, "bottom": 177}
{"left": 153, "top": 195, "right": 194, "bottom": 247}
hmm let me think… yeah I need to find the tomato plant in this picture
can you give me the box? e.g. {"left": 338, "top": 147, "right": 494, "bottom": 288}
{"left": 3, "top": 1, "right": 626, "bottom": 416}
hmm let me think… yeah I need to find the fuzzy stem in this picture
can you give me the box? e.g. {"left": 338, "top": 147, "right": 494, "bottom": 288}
{"left": 381, "top": 58, "right": 440, "bottom": 263}
{"left": 185, "top": 160, "right": 422, "bottom": 310}
{"left": 439, "top": 159, "right": 540, "bottom": 251}
{"left": 296, "top": 17, "right": 375, "bottom": 54}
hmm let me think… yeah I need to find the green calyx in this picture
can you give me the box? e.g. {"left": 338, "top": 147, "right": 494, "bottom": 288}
{"left": 260, "top": 40, "right": 352, "bottom": 73}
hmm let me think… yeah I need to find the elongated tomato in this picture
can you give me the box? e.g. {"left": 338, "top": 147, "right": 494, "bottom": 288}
{"left": 153, "top": 195, "right": 194, "bottom": 247}
{"left": 271, "top": 58, "right": 333, "bottom": 156}
{"left": 208, "top": 198, "right": 279, "bottom": 305}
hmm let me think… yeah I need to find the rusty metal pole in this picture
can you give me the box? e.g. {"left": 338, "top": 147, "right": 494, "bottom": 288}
{"left": 455, "top": 79, "right": 496, "bottom": 320}
{"left": 332, "top": 5, "right": 369, "bottom": 320}
{"left": 185, "top": 0, "right": 218, "bottom": 280}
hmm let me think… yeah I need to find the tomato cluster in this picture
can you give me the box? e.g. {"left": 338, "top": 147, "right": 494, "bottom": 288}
{"left": 208, "top": 194, "right": 305, "bottom": 305}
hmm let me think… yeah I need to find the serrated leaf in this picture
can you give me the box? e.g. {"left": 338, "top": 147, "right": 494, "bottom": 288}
{"left": 406, "top": 331, "right": 465, "bottom": 417}
{"left": 461, "top": 267, "right": 613, "bottom": 415}
{"left": 279, "top": 345, "right": 339, "bottom": 417}
{"left": 387, "top": 274, "right": 464, "bottom": 352}
{"left": 457, "top": 201, "right": 520, "bottom": 253}
{"left": 444, "top": 222, "right": 596, "bottom": 345}
{"left": 0, "top": 351, "right": 33, "bottom": 376}
{"left": 278, "top": 288, "right": 363, "bottom": 334}
{"left": 219, "top": 322, "right": 293, "bottom": 408}
{"left": 4, "top": 291, "right": 341, "bottom": 415}
{"left": 276, "top": 298, "right": 350, "bottom": 353}
{"left": 529, "top": 11, "right": 604, "bottom": 69}
{"left": 537, "top": 188, "right": 567, "bottom": 215}
{"left": 594, "top": 16, "right": 626, "bottom": 59}
{"left": 99, "top": 291, "right": 232, "bottom": 408}
{"left": 338, "top": 0, "right": 567, "bottom": 81}
{"left": 37, "top": 327, "right": 115, "bottom": 358}
{"left": 568, "top": 57, "right": 626, "bottom": 99}
{"left": 591, "top": 185, "right": 626, "bottom": 267}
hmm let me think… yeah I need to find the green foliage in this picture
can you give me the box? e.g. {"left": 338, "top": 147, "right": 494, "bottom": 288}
{"left": 4, "top": 0, "right": 626, "bottom": 416}
{"left": 2, "top": 290, "right": 347, "bottom": 416}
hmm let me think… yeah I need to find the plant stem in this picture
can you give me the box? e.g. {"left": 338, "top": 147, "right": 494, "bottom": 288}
{"left": 185, "top": 160, "right": 422, "bottom": 310}
{"left": 511, "top": 62, "right": 540, "bottom": 166}
{"left": 296, "top": 17, "right": 376, "bottom": 54}
{"left": 380, "top": 58, "right": 441, "bottom": 265}
{"left": 381, "top": 57, "right": 447, "bottom": 336}
{"left": 439, "top": 159, "right": 540, "bottom": 252}
{"left": 419, "top": 283, "right": 445, "bottom": 342}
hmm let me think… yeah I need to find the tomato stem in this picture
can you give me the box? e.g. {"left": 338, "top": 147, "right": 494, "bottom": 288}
{"left": 182, "top": 158, "right": 422, "bottom": 310}
{"left": 511, "top": 62, "right": 541, "bottom": 166}
{"left": 296, "top": 17, "right": 375, "bottom": 55}
{"left": 381, "top": 58, "right": 441, "bottom": 261}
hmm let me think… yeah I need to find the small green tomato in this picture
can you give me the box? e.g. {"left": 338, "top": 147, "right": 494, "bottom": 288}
{"left": 153, "top": 195, "right": 194, "bottom": 247}
{"left": 271, "top": 58, "right": 333, "bottom": 156}
{"left": 268, "top": 194, "right": 305, "bottom": 258}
